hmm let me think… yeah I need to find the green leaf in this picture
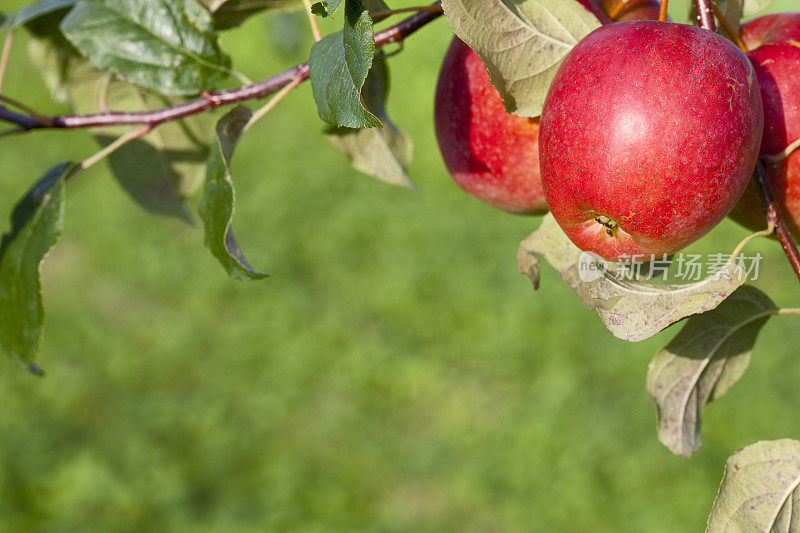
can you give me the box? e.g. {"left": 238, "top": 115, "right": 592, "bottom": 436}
{"left": 60, "top": 0, "right": 232, "bottom": 96}
{"left": 28, "top": 41, "right": 211, "bottom": 219}
{"left": 309, "top": 0, "right": 380, "bottom": 128}
{"left": 517, "top": 214, "right": 748, "bottom": 342}
{"left": 0, "top": 162, "right": 73, "bottom": 373}
{"left": 743, "top": 0, "right": 772, "bottom": 16}
{"left": 311, "top": 0, "right": 342, "bottom": 17}
{"left": 9, "top": 0, "right": 75, "bottom": 28}
{"left": 441, "top": 0, "right": 600, "bottom": 117}
{"left": 326, "top": 58, "right": 414, "bottom": 188}
{"left": 647, "top": 286, "right": 775, "bottom": 458}
{"left": 199, "top": 0, "right": 302, "bottom": 30}
{"left": 199, "top": 106, "right": 268, "bottom": 280}
{"left": 707, "top": 439, "right": 800, "bottom": 531}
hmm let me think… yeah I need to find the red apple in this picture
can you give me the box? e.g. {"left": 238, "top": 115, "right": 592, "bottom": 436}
{"left": 434, "top": 37, "right": 547, "bottom": 214}
{"left": 539, "top": 21, "right": 763, "bottom": 260}
{"left": 433, "top": 1, "right": 663, "bottom": 215}
{"left": 729, "top": 13, "right": 800, "bottom": 237}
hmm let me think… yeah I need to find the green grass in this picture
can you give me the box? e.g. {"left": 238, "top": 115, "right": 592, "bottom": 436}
{"left": 0, "top": 1, "right": 799, "bottom": 531}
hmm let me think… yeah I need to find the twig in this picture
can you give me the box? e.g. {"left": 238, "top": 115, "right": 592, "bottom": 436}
{"left": 244, "top": 74, "right": 304, "bottom": 132}
{"left": 0, "top": 4, "right": 442, "bottom": 131}
{"left": 0, "top": 30, "right": 14, "bottom": 95}
{"left": 693, "top": 0, "right": 716, "bottom": 31}
{"left": 754, "top": 160, "right": 800, "bottom": 283}
{"left": 302, "top": 0, "right": 322, "bottom": 41}
{"left": 711, "top": 2, "right": 747, "bottom": 52}
{"left": 728, "top": 220, "right": 775, "bottom": 262}
{"left": 764, "top": 138, "right": 800, "bottom": 163}
{"left": 370, "top": 5, "right": 443, "bottom": 19}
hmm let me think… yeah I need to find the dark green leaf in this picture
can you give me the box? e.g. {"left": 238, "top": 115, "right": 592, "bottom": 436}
{"left": 0, "top": 162, "right": 73, "bottom": 372}
{"left": 311, "top": 0, "right": 342, "bottom": 17}
{"left": 309, "top": 0, "right": 380, "bottom": 128}
{"left": 199, "top": 106, "right": 268, "bottom": 280}
{"left": 707, "top": 439, "right": 800, "bottom": 531}
{"left": 199, "top": 0, "right": 302, "bottom": 30}
{"left": 326, "top": 58, "right": 414, "bottom": 188}
{"left": 11, "top": 0, "right": 75, "bottom": 28}
{"left": 647, "top": 286, "right": 775, "bottom": 457}
{"left": 440, "top": 0, "right": 600, "bottom": 117}
{"left": 60, "top": 0, "right": 232, "bottom": 96}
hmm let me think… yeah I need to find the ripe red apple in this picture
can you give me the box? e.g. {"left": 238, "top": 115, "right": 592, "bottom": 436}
{"left": 539, "top": 21, "right": 763, "bottom": 261}
{"left": 434, "top": 1, "right": 662, "bottom": 215}
{"left": 434, "top": 37, "right": 547, "bottom": 214}
{"left": 729, "top": 13, "right": 800, "bottom": 237}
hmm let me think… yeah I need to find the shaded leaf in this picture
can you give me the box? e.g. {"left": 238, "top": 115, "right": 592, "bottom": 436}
{"left": 647, "top": 286, "right": 775, "bottom": 458}
{"left": 707, "top": 439, "right": 800, "bottom": 531}
{"left": 60, "top": 0, "right": 232, "bottom": 96}
{"left": 309, "top": 0, "right": 380, "bottom": 128}
{"left": 268, "top": 10, "right": 306, "bottom": 59}
{"left": 326, "top": 57, "right": 414, "bottom": 188}
{"left": 517, "top": 214, "right": 748, "bottom": 342}
{"left": 28, "top": 41, "right": 211, "bottom": 219}
{"left": 0, "top": 162, "right": 73, "bottom": 373}
{"left": 441, "top": 0, "right": 600, "bottom": 117}
{"left": 10, "top": 0, "right": 75, "bottom": 28}
{"left": 200, "top": 0, "right": 301, "bottom": 30}
{"left": 199, "top": 106, "right": 268, "bottom": 280}
{"left": 743, "top": 0, "right": 773, "bottom": 16}
{"left": 311, "top": 0, "right": 342, "bottom": 17}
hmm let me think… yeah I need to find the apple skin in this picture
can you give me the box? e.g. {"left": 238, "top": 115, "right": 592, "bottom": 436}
{"left": 539, "top": 21, "right": 763, "bottom": 260}
{"left": 433, "top": 1, "right": 662, "bottom": 215}
{"left": 434, "top": 37, "right": 547, "bottom": 214}
{"left": 728, "top": 13, "right": 800, "bottom": 237}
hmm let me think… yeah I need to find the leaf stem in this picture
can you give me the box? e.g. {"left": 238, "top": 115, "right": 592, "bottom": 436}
{"left": 244, "top": 74, "right": 304, "bottom": 132}
{"left": 763, "top": 137, "right": 800, "bottom": 163}
{"left": 711, "top": 1, "right": 747, "bottom": 52}
{"left": 0, "top": 3, "right": 442, "bottom": 131}
{"left": 728, "top": 220, "right": 775, "bottom": 263}
{"left": 302, "top": 0, "right": 322, "bottom": 42}
{"left": 69, "top": 125, "right": 152, "bottom": 179}
{"left": 0, "top": 30, "right": 14, "bottom": 95}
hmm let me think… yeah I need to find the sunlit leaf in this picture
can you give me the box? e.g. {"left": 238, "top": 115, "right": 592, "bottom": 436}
{"left": 326, "top": 58, "right": 414, "bottom": 188}
{"left": 708, "top": 439, "right": 800, "bottom": 531}
{"left": 309, "top": 0, "right": 380, "bottom": 128}
{"left": 0, "top": 162, "right": 74, "bottom": 373}
{"left": 199, "top": 106, "right": 268, "bottom": 280}
{"left": 517, "top": 214, "right": 748, "bottom": 342}
{"left": 441, "top": 0, "right": 600, "bottom": 117}
{"left": 60, "top": 0, "right": 232, "bottom": 96}
{"left": 647, "top": 286, "right": 775, "bottom": 458}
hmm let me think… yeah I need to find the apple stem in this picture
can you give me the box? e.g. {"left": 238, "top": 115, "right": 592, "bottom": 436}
{"left": 692, "top": 0, "right": 716, "bottom": 31}
{"left": 658, "top": 0, "right": 669, "bottom": 22}
{"left": 710, "top": 2, "right": 748, "bottom": 52}
{"left": 606, "top": 0, "right": 631, "bottom": 21}
{"left": 754, "top": 161, "right": 800, "bottom": 283}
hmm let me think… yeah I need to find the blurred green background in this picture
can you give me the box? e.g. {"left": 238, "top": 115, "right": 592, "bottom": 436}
{"left": 0, "top": 1, "right": 798, "bottom": 531}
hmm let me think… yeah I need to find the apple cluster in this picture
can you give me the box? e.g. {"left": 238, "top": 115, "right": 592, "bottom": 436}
{"left": 435, "top": 2, "right": 800, "bottom": 261}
